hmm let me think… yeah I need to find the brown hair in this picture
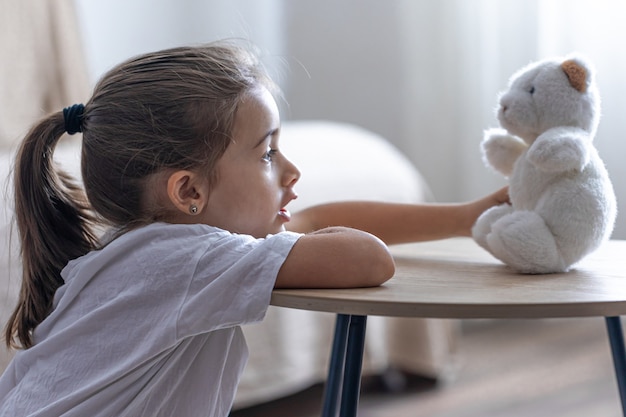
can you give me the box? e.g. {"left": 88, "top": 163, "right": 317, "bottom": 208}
{"left": 5, "top": 41, "right": 275, "bottom": 349}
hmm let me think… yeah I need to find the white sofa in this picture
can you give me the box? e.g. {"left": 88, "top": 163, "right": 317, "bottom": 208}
{"left": 0, "top": 120, "right": 458, "bottom": 408}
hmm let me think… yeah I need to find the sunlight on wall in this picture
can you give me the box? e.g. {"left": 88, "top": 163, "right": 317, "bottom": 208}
{"left": 391, "top": 0, "right": 625, "bottom": 237}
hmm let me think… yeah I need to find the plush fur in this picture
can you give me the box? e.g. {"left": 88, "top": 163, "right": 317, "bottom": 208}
{"left": 472, "top": 55, "right": 617, "bottom": 274}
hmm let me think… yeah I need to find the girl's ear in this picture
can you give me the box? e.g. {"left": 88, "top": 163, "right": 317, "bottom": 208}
{"left": 166, "top": 170, "right": 208, "bottom": 215}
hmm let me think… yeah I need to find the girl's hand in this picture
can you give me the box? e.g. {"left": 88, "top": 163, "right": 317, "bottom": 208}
{"left": 460, "top": 186, "right": 510, "bottom": 236}
{"left": 478, "top": 186, "right": 511, "bottom": 208}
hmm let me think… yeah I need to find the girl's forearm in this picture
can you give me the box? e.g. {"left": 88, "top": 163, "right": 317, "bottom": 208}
{"left": 290, "top": 202, "right": 469, "bottom": 244}
{"left": 288, "top": 187, "right": 509, "bottom": 245}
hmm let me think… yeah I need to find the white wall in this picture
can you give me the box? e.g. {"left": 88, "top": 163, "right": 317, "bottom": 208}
{"left": 74, "top": 0, "right": 625, "bottom": 238}
{"left": 74, "top": 0, "right": 285, "bottom": 84}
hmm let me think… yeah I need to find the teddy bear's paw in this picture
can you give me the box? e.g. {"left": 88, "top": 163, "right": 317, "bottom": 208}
{"left": 472, "top": 204, "right": 514, "bottom": 249}
{"left": 527, "top": 128, "right": 590, "bottom": 172}
{"left": 482, "top": 129, "right": 527, "bottom": 176}
{"left": 487, "top": 211, "right": 568, "bottom": 274}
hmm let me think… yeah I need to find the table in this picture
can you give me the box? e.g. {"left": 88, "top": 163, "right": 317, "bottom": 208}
{"left": 270, "top": 238, "right": 626, "bottom": 417}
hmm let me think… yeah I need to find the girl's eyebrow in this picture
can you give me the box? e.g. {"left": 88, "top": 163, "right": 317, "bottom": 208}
{"left": 253, "top": 128, "right": 279, "bottom": 148}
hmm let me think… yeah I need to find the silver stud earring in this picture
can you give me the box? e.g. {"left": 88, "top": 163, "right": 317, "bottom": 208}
{"left": 189, "top": 204, "right": 198, "bottom": 215}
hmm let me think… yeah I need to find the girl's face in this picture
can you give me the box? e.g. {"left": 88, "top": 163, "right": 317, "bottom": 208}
{"left": 199, "top": 86, "right": 301, "bottom": 238}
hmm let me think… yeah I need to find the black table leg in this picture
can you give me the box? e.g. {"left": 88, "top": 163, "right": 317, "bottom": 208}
{"left": 339, "top": 315, "right": 367, "bottom": 417}
{"left": 606, "top": 316, "right": 626, "bottom": 416}
{"left": 321, "top": 314, "right": 351, "bottom": 417}
{"left": 321, "top": 314, "right": 368, "bottom": 417}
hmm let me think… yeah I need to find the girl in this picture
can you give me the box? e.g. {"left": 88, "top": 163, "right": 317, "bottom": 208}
{"left": 0, "top": 41, "right": 508, "bottom": 416}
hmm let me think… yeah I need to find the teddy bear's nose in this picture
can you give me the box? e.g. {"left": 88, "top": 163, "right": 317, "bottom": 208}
{"left": 501, "top": 104, "right": 508, "bottom": 113}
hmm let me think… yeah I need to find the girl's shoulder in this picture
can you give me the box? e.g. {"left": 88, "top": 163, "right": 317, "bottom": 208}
{"left": 65, "top": 222, "right": 301, "bottom": 275}
{"left": 101, "top": 222, "right": 229, "bottom": 245}
{"left": 122, "top": 223, "right": 301, "bottom": 252}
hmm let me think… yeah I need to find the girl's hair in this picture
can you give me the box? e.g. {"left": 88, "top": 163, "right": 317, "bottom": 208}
{"left": 5, "top": 40, "right": 275, "bottom": 349}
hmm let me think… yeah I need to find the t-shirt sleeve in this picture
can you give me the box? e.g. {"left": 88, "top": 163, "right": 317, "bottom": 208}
{"left": 175, "top": 230, "right": 301, "bottom": 339}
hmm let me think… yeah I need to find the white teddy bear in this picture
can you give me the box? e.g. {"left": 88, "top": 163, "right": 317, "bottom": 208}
{"left": 472, "top": 55, "right": 617, "bottom": 274}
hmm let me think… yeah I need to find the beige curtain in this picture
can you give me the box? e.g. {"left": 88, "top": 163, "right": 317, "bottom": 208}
{"left": 0, "top": 0, "right": 90, "bottom": 150}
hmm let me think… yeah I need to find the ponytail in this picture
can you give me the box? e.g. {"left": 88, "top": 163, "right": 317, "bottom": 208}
{"left": 5, "top": 112, "right": 98, "bottom": 349}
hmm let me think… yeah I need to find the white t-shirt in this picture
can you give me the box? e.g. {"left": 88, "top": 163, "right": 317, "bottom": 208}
{"left": 0, "top": 223, "right": 301, "bottom": 417}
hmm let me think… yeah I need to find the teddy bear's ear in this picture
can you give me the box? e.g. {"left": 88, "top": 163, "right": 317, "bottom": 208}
{"left": 561, "top": 59, "right": 588, "bottom": 93}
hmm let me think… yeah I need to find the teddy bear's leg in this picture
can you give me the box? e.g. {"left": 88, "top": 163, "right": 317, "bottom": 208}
{"left": 472, "top": 204, "right": 514, "bottom": 250}
{"left": 486, "top": 210, "right": 567, "bottom": 274}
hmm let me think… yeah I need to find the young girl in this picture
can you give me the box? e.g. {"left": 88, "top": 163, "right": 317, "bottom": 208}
{"left": 0, "top": 41, "right": 508, "bottom": 416}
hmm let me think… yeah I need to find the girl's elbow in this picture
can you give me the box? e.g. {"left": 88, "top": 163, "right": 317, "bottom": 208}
{"left": 362, "top": 238, "right": 395, "bottom": 287}
{"left": 383, "top": 252, "right": 396, "bottom": 282}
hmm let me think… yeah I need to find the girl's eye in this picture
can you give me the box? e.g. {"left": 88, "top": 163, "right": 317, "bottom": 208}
{"left": 262, "top": 148, "right": 277, "bottom": 162}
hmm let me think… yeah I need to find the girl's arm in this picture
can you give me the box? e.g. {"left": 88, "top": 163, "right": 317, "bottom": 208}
{"left": 287, "top": 187, "right": 510, "bottom": 245}
{"left": 276, "top": 187, "right": 508, "bottom": 289}
{"left": 275, "top": 226, "right": 394, "bottom": 289}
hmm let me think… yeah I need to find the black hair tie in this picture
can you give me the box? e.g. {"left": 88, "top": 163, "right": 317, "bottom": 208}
{"left": 63, "top": 104, "right": 85, "bottom": 135}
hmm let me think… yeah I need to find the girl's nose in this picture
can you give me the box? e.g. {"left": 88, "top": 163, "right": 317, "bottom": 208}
{"left": 282, "top": 155, "right": 301, "bottom": 187}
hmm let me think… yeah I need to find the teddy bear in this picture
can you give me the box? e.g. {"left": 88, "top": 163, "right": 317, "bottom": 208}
{"left": 472, "top": 55, "right": 617, "bottom": 274}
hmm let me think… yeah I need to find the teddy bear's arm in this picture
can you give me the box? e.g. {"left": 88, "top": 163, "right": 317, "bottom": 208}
{"left": 481, "top": 128, "right": 527, "bottom": 177}
{"left": 527, "top": 127, "right": 590, "bottom": 173}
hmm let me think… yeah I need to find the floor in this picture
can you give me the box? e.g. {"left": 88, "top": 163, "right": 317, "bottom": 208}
{"left": 230, "top": 317, "right": 623, "bottom": 417}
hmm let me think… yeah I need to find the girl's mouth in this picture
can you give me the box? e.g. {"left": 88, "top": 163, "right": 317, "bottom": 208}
{"left": 279, "top": 191, "right": 297, "bottom": 223}
{"left": 278, "top": 208, "right": 291, "bottom": 222}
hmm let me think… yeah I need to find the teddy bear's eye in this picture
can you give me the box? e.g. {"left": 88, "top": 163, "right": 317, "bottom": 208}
{"left": 529, "top": 86, "right": 535, "bottom": 95}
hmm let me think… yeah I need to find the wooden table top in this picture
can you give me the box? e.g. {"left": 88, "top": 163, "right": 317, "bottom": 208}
{"left": 270, "top": 238, "right": 626, "bottom": 319}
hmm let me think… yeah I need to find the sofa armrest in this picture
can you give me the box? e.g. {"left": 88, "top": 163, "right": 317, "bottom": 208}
{"left": 280, "top": 120, "right": 431, "bottom": 210}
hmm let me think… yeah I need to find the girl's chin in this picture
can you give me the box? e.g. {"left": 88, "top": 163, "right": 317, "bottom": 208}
{"left": 272, "top": 224, "right": 287, "bottom": 235}
{"left": 252, "top": 224, "right": 286, "bottom": 238}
